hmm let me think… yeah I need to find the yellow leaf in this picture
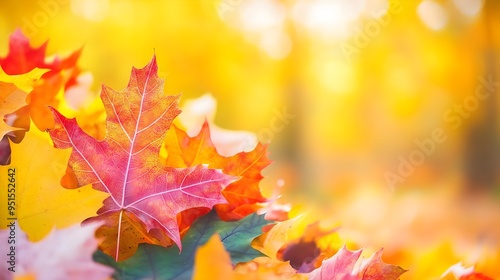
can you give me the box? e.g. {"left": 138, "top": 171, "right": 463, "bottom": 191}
{"left": 0, "top": 67, "right": 48, "bottom": 93}
{"left": 0, "top": 82, "right": 27, "bottom": 138}
{"left": 193, "top": 234, "right": 234, "bottom": 280}
{"left": 253, "top": 215, "right": 304, "bottom": 259}
{"left": 0, "top": 126, "right": 108, "bottom": 241}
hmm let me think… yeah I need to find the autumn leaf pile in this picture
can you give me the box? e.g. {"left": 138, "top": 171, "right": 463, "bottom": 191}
{"left": 0, "top": 31, "right": 494, "bottom": 280}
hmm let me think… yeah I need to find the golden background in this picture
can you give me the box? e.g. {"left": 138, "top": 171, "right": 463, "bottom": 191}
{"left": 1, "top": 0, "right": 499, "bottom": 278}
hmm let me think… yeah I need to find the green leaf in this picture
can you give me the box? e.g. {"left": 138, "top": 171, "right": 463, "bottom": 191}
{"left": 94, "top": 210, "right": 271, "bottom": 280}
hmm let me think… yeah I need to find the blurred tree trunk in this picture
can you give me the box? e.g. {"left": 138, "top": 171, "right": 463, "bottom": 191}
{"left": 464, "top": 1, "right": 499, "bottom": 191}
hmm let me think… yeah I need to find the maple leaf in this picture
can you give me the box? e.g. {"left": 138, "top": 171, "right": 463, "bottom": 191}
{"left": 0, "top": 82, "right": 27, "bottom": 139}
{"left": 94, "top": 210, "right": 271, "bottom": 279}
{"left": 0, "top": 126, "right": 106, "bottom": 240}
{"left": 48, "top": 56, "right": 236, "bottom": 261}
{"left": 0, "top": 30, "right": 84, "bottom": 132}
{"left": 0, "top": 29, "right": 81, "bottom": 76}
{"left": 308, "top": 245, "right": 361, "bottom": 280}
{"left": 308, "top": 246, "right": 407, "bottom": 280}
{"left": 0, "top": 29, "right": 48, "bottom": 75}
{"left": 164, "top": 120, "right": 271, "bottom": 221}
{"left": 0, "top": 30, "right": 86, "bottom": 164}
{"left": 0, "top": 223, "right": 113, "bottom": 280}
{"left": 26, "top": 49, "right": 83, "bottom": 131}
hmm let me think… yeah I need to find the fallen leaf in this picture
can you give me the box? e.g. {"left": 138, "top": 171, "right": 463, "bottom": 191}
{"left": 308, "top": 245, "right": 361, "bottom": 280}
{"left": 0, "top": 29, "right": 48, "bottom": 75}
{"left": 278, "top": 222, "right": 339, "bottom": 272}
{"left": 0, "top": 82, "right": 27, "bottom": 139}
{"left": 26, "top": 58, "right": 81, "bottom": 131}
{"left": 0, "top": 67, "right": 48, "bottom": 93}
{"left": 0, "top": 30, "right": 83, "bottom": 131}
{"left": 164, "top": 120, "right": 271, "bottom": 221}
{"left": 94, "top": 210, "right": 271, "bottom": 279}
{"left": 0, "top": 30, "right": 86, "bottom": 164}
{"left": 354, "top": 248, "right": 407, "bottom": 280}
{"left": 176, "top": 93, "right": 258, "bottom": 156}
{"left": 193, "top": 234, "right": 234, "bottom": 280}
{"left": 281, "top": 239, "right": 320, "bottom": 272}
{"left": 0, "top": 29, "right": 81, "bottom": 77}
{"left": 253, "top": 215, "right": 304, "bottom": 259}
{"left": 0, "top": 223, "right": 113, "bottom": 280}
{"left": 0, "top": 126, "right": 107, "bottom": 241}
{"left": 307, "top": 246, "right": 407, "bottom": 280}
{"left": 49, "top": 55, "right": 236, "bottom": 261}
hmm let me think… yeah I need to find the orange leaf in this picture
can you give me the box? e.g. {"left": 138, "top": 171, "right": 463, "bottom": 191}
{"left": 193, "top": 234, "right": 234, "bottom": 280}
{"left": 48, "top": 56, "right": 236, "bottom": 261}
{"left": 95, "top": 211, "right": 171, "bottom": 261}
{"left": 1, "top": 30, "right": 84, "bottom": 132}
{"left": 354, "top": 248, "right": 407, "bottom": 280}
{"left": 0, "top": 82, "right": 27, "bottom": 139}
{"left": 164, "top": 120, "right": 271, "bottom": 222}
{"left": 253, "top": 215, "right": 304, "bottom": 260}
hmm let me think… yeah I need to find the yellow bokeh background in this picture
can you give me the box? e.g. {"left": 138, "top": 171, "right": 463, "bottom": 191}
{"left": 1, "top": 0, "right": 499, "bottom": 278}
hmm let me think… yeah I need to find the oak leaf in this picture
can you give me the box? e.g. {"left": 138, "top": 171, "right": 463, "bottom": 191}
{"left": 49, "top": 56, "right": 236, "bottom": 261}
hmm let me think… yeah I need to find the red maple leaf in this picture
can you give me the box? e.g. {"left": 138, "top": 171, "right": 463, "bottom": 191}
{"left": 48, "top": 56, "right": 236, "bottom": 261}
{"left": 0, "top": 28, "right": 81, "bottom": 76}
{"left": 1, "top": 29, "right": 83, "bottom": 131}
{"left": 0, "top": 29, "right": 49, "bottom": 75}
{"left": 0, "top": 30, "right": 85, "bottom": 164}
